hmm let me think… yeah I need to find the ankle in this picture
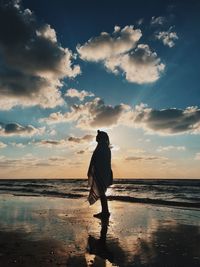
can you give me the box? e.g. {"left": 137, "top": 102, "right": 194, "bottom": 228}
{"left": 102, "top": 210, "right": 109, "bottom": 214}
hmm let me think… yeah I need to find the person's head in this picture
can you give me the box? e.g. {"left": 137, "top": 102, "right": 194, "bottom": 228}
{"left": 96, "top": 130, "right": 110, "bottom": 146}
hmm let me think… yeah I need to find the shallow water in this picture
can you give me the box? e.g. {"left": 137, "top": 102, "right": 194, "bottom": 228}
{"left": 0, "top": 195, "right": 200, "bottom": 266}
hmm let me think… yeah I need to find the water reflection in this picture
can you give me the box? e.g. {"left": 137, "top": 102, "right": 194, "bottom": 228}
{"left": 85, "top": 221, "right": 200, "bottom": 267}
{"left": 87, "top": 217, "right": 114, "bottom": 263}
{"left": 0, "top": 196, "right": 200, "bottom": 266}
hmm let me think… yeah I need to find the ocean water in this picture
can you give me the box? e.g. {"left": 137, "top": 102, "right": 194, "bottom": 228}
{"left": 0, "top": 179, "right": 199, "bottom": 208}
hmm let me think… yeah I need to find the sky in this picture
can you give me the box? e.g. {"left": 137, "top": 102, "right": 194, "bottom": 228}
{"left": 0, "top": 0, "right": 200, "bottom": 179}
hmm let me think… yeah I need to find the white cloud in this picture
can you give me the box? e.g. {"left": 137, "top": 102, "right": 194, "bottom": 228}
{"left": 105, "top": 44, "right": 165, "bottom": 84}
{"left": 155, "top": 27, "right": 178, "bottom": 47}
{"left": 151, "top": 16, "right": 167, "bottom": 26}
{"left": 77, "top": 25, "right": 164, "bottom": 84}
{"left": 157, "top": 146, "right": 186, "bottom": 152}
{"left": 77, "top": 25, "right": 142, "bottom": 61}
{"left": 65, "top": 88, "right": 94, "bottom": 101}
{"left": 10, "top": 142, "right": 25, "bottom": 148}
{"left": 127, "top": 148, "right": 145, "bottom": 154}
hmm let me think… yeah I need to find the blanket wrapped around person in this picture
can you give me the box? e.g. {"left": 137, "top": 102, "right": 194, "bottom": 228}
{"left": 87, "top": 130, "right": 113, "bottom": 205}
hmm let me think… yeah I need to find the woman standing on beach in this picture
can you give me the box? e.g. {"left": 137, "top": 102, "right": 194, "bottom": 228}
{"left": 87, "top": 130, "right": 113, "bottom": 218}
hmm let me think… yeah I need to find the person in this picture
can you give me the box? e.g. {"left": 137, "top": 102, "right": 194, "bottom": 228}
{"left": 87, "top": 130, "right": 113, "bottom": 218}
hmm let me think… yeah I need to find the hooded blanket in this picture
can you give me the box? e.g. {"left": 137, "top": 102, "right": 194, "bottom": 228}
{"left": 87, "top": 143, "right": 113, "bottom": 205}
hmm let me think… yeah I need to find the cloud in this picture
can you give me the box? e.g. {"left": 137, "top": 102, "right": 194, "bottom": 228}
{"left": 77, "top": 26, "right": 164, "bottom": 84}
{"left": 0, "top": 154, "right": 67, "bottom": 168}
{"left": 77, "top": 25, "right": 142, "bottom": 61}
{"left": 68, "top": 134, "right": 94, "bottom": 143}
{"left": 0, "top": 122, "right": 44, "bottom": 136}
{"left": 127, "top": 148, "right": 145, "bottom": 154}
{"left": 195, "top": 153, "right": 200, "bottom": 160}
{"left": 151, "top": 16, "right": 167, "bottom": 26}
{"left": 155, "top": 27, "right": 178, "bottom": 47}
{"left": 132, "top": 104, "right": 200, "bottom": 135}
{"left": 77, "top": 150, "right": 85, "bottom": 154}
{"left": 10, "top": 142, "right": 25, "bottom": 148}
{"left": 137, "top": 18, "right": 144, "bottom": 26}
{"left": 0, "top": 154, "right": 39, "bottom": 168}
{"left": 157, "top": 146, "right": 186, "bottom": 152}
{"left": 0, "top": 141, "right": 7, "bottom": 148}
{"left": 105, "top": 44, "right": 165, "bottom": 84}
{"left": 110, "top": 144, "right": 120, "bottom": 151}
{"left": 35, "top": 134, "right": 93, "bottom": 148}
{"left": 36, "top": 139, "right": 68, "bottom": 148}
{"left": 65, "top": 88, "right": 94, "bottom": 101}
{"left": 125, "top": 155, "right": 167, "bottom": 161}
{"left": 41, "top": 94, "right": 200, "bottom": 135}
{"left": 48, "top": 156, "right": 66, "bottom": 162}
{"left": 0, "top": 0, "right": 80, "bottom": 109}
{"left": 41, "top": 97, "right": 130, "bottom": 129}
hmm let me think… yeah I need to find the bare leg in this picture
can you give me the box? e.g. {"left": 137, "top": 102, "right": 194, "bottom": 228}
{"left": 93, "top": 193, "right": 110, "bottom": 218}
{"left": 100, "top": 194, "right": 109, "bottom": 214}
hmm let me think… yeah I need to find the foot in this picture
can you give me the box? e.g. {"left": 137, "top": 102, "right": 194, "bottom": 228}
{"left": 93, "top": 212, "right": 110, "bottom": 219}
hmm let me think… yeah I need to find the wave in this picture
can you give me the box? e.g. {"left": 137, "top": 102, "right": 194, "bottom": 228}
{"left": 107, "top": 195, "right": 200, "bottom": 209}
{"left": 1, "top": 189, "right": 199, "bottom": 209}
{"left": 0, "top": 179, "right": 199, "bottom": 209}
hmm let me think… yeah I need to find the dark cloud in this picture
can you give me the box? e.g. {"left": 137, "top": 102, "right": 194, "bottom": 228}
{"left": 41, "top": 94, "right": 200, "bottom": 135}
{"left": 36, "top": 139, "right": 68, "bottom": 148}
{"left": 77, "top": 150, "right": 85, "bottom": 154}
{"left": 68, "top": 134, "right": 94, "bottom": 143}
{"left": 0, "top": 0, "right": 80, "bottom": 109}
{"left": 36, "top": 134, "right": 93, "bottom": 148}
{"left": 0, "top": 67, "right": 48, "bottom": 96}
{"left": 88, "top": 99, "right": 127, "bottom": 127}
{"left": 39, "top": 140, "right": 61, "bottom": 146}
{"left": 0, "top": 122, "right": 44, "bottom": 136}
{"left": 70, "top": 98, "right": 129, "bottom": 129}
{"left": 134, "top": 105, "right": 200, "bottom": 134}
{"left": 42, "top": 97, "right": 128, "bottom": 129}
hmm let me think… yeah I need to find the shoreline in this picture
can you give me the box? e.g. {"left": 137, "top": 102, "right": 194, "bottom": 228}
{"left": 2, "top": 192, "right": 200, "bottom": 210}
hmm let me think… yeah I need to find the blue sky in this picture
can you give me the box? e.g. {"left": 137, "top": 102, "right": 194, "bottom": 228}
{"left": 0, "top": 0, "right": 200, "bottom": 178}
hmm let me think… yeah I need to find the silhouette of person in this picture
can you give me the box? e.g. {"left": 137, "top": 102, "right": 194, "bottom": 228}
{"left": 87, "top": 130, "right": 113, "bottom": 218}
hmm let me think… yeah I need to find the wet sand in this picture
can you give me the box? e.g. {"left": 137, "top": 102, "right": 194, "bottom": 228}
{"left": 0, "top": 195, "right": 199, "bottom": 267}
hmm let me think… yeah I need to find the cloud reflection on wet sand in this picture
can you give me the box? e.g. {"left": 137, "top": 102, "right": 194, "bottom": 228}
{"left": 0, "top": 196, "right": 199, "bottom": 266}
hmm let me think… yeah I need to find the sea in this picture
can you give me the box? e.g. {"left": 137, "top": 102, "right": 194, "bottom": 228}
{"left": 0, "top": 179, "right": 199, "bottom": 209}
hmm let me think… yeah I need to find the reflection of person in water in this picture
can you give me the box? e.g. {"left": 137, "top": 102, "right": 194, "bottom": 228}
{"left": 87, "top": 217, "right": 114, "bottom": 263}
{"left": 87, "top": 130, "right": 113, "bottom": 218}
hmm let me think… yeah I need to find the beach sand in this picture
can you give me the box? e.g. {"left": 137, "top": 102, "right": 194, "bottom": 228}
{"left": 0, "top": 195, "right": 199, "bottom": 267}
